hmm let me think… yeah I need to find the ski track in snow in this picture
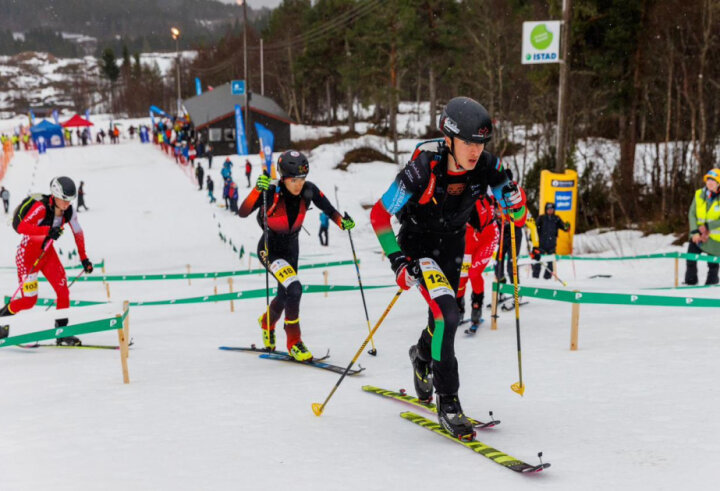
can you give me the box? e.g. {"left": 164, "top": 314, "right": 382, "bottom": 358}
{"left": 1, "top": 138, "right": 718, "bottom": 490}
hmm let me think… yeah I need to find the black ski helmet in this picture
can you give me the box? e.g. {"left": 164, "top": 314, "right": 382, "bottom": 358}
{"left": 439, "top": 97, "right": 493, "bottom": 144}
{"left": 49, "top": 176, "right": 77, "bottom": 201}
{"left": 277, "top": 150, "right": 309, "bottom": 178}
{"left": 545, "top": 202, "right": 556, "bottom": 212}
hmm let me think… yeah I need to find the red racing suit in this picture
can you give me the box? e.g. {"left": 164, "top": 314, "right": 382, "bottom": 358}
{"left": 8, "top": 195, "right": 88, "bottom": 315}
{"left": 457, "top": 196, "right": 499, "bottom": 298}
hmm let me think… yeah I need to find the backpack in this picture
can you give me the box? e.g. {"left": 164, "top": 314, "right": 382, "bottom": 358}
{"left": 12, "top": 194, "right": 45, "bottom": 232}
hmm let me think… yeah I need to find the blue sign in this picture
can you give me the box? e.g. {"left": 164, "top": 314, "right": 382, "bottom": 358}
{"left": 254, "top": 122, "right": 274, "bottom": 175}
{"left": 231, "top": 80, "right": 246, "bottom": 95}
{"left": 555, "top": 191, "right": 573, "bottom": 211}
{"left": 234, "top": 104, "right": 248, "bottom": 155}
{"left": 195, "top": 77, "right": 202, "bottom": 96}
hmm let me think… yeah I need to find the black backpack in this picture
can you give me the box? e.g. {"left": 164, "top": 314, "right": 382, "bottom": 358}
{"left": 11, "top": 194, "right": 71, "bottom": 233}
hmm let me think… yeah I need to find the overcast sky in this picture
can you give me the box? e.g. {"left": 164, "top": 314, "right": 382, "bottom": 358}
{"left": 216, "top": 0, "right": 283, "bottom": 9}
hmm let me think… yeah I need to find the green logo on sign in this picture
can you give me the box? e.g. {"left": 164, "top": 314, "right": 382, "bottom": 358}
{"left": 530, "top": 24, "right": 553, "bottom": 50}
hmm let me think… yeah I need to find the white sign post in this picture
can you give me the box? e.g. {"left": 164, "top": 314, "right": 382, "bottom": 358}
{"left": 521, "top": 21, "right": 561, "bottom": 64}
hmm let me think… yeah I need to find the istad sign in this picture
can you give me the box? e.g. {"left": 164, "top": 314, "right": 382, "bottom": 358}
{"left": 522, "top": 21, "right": 561, "bottom": 65}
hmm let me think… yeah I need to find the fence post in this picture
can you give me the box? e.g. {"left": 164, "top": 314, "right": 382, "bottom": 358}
{"left": 116, "top": 301, "right": 130, "bottom": 384}
{"left": 674, "top": 257, "right": 679, "bottom": 288}
{"left": 186, "top": 264, "right": 191, "bottom": 286}
{"left": 323, "top": 270, "right": 329, "bottom": 298}
{"left": 105, "top": 282, "right": 111, "bottom": 300}
{"left": 229, "top": 277, "right": 234, "bottom": 312}
{"left": 570, "top": 295, "right": 580, "bottom": 351}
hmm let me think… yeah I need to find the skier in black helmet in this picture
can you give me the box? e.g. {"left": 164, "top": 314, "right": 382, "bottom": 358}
{"left": 531, "top": 202, "right": 570, "bottom": 279}
{"left": 238, "top": 150, "right": 356, "bottom": 361}
{"left": 370, "top": 97, "right": 527, "bottom": 440}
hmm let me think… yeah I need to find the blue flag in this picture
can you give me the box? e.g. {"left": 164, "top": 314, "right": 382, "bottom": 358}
{"left": 29, "top": 110, "right": 36, "bottom": 125}
{"left": 195, "top": 78, "right": 202, "bottom": 95}
{"left": 254, "top": 122, "right": 275, "bottom": 175}
{"left": 52, "top": 110, "right": 59, "bottom": 124}
{"left": 84, "top": 109, "right": 90, "bottom": 121}
{"left": 234, "top": 104, "right": 248, "bottom": 156}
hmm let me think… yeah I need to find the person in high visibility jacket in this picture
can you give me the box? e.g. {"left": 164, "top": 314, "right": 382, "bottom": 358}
{"left": 685, "top": 168, "right": 720, "bottom": 285}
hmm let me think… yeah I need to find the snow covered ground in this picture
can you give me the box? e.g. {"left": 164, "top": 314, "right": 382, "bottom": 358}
{"left": 1, "top": 137, "right": 720, "bottom": 490}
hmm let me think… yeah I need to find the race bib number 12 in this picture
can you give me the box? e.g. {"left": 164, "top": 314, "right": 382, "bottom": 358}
{"left": 418, "top": 258, "right": 453, "bottom": 299}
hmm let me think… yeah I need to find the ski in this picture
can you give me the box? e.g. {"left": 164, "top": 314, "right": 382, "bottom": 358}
{"left": 219, "top": 345, "right": 363, "bottom": 375}
{"left": 362, "top": 385, "right": 499, "bottom": 429}
{"left": 218, "top": 344, "right": 330, "bottom": 362}
{"left": 464, "top": 319, "right": 485, "bottom": 334}
{"left": 18, "top": 340, "right": 134, "bottom": 350}
{"left": 501, "top": 300, "right": 528, "bottom": 312}
{"left": 401, "top": 411, "right": 550, "bottom": 473}
{"left": 259, "top": 352, "right": 364, "bottom": 376}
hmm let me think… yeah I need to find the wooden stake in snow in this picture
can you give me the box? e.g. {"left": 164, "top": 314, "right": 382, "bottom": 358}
{"left": 116, "top": 301, "right": 130, "bottom": 384}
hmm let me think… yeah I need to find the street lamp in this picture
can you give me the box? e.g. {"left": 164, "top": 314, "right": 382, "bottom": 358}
{"left": 171, "top": 27, "right": 182, "bottom": 116}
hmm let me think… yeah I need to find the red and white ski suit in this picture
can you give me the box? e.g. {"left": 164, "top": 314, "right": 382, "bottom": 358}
{"left": 458, "top": 197, "right": 499, "bottom": 298}
{"left": 8, "top": 197, "right": 88, "bottom": 314}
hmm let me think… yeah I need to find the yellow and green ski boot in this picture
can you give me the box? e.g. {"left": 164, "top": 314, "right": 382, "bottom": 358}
{"left": 288, "top": 341, "right": 313, "bottom": 362}
{"left": 258, "top": 313, "right": 276, "bottom": 351}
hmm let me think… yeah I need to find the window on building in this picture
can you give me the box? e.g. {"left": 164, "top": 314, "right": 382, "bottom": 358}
{"left": 224, "top": 128, "right": 236, "bottom": 141}
{"left": 209, "top": 128, "right": 222, "bottom": 142}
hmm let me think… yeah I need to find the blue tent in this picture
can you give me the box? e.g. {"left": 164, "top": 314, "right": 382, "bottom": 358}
{"left": 30, "top": 120, "right": 65, "bottom": 148}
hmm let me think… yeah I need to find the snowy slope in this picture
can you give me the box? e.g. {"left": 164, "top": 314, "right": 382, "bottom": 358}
{"left": 1, "top": 139, "right": 719, "bottom": 490}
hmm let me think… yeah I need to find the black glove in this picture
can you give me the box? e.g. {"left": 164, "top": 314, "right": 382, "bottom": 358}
{"left": 388, "top": 252, "right": 410, "bottom": 275}
{"left": 531, "top": 247, "right": 542, "bottom": 261}
{"left": 82, "top": 258, "right": 93, "bottom": 274}
{"left": 48, "top": 227, "right": 63, "bottom": 240}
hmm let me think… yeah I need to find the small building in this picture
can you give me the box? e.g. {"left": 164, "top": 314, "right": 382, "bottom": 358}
{"left": 182, "top": 83, "right": 293, "bottom": 156}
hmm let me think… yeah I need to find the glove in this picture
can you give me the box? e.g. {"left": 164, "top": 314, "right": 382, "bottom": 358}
{"left": 531, "top": 247, "right": 542, "bottom": 261}
{"left": 82, "top": 258, "right": 94, "bottom": 274}
{"left": 699, "top": 225, "right": 710, "bottom": 242}
{"left": 341, "top": 213, "right": 355, "bottom": 231}
{"left": 499, "top": 182, "right": 524, "bottom": 211}
{"left": 255, "top": 174, "right": 270, "bottom": 191}
{"left": 388, "top": 252, "right": 419, "bottom": 291}
{"left": 563, "top": 221, "right": 571, "bottom": 232}
{"left": 48, "top": 226, "right": 63, "bottom": 240}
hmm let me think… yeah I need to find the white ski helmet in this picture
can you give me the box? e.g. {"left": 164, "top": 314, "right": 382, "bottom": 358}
{"left": 50, "top": 176, "right": 77, "bottom": 201}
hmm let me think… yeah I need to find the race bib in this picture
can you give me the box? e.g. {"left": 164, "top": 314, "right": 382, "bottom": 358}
{"left": 418, "top": 258, "right": 453, "bottom": 299}
{"left": 270, "top": 259, "right": 299, "bottom": 288}
{"left": 22, "top": 274, "right": 39, "bottom": 297}
{"left": 460, "top": 254, "right": 471, "bottom": 278}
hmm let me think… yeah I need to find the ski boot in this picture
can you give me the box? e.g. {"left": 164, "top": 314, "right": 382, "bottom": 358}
{"left": 409, "top": 344, "right": 433, "bottom": 402}
{"left": 54, "top": 318, "right": 81, "bottom": 346}
{"left": 0, "top": 325, "right": 8, "bottom": 339}
{"left": 437, "top": 394, "right": 475, "bottom": 441}
{"left": 257, "top": 312, "right": 276, "bottom": 351}
{"left": 706, "top": 269, "right": 719, "bottom": 286}
{"left": 288, "top": 341, "right": 313, "bottom": 362}
{"left": 456, "top": 296, "right": 465, "bottom": 319}
{"left": 470, "top": 292, "right": 483, "bottom": 324}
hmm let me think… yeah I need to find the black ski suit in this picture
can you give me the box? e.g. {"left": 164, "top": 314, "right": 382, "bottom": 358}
{"left": 531, "top": 214, "right": 569, "bottom": 279}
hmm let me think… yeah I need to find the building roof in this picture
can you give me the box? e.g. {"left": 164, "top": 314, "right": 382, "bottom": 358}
{"left": 183, "top": 83, "right": 293, "bottom": 128}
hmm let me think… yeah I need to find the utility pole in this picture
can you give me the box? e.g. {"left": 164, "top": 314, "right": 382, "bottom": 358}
{"left": 171, "top": 27, "right": 182, "bottom": 116}
{"left": 555, "top": 0, "right": 572, "bottom": 171}
{"left": 260, "top": 38, "right": 264, "bottom": 96}
{"left": 242, "top": 0, "right": 251, "bottom": 153}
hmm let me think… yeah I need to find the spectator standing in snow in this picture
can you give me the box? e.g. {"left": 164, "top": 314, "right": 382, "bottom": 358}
{"left": 77, "top": 181, "right": 88, "bottom": 211}
{"left": 685, "top": 168, "right": 720, "bottom": 285}
{"left": 205, "top": 144, "right": 213, "bottom": 169}
{"left": 531, "top": 202, "right": 570, "bottom": 279}
{"left": 196, "top": 164, "right": 204, "bottom": 191}
{"left": 207, "top": 175, "right": 216, "bottom": 203}
{"left": 228, "top": 180, "right": 239, "bottom": 213}
{"left": 223, "top": 178, "right": 231, "bottom": 209}
{"left": 1, "top": 186, "right": 9, "bottom": 213}
{"left": 245, "top": 159, "right": 252, "bottom": 188}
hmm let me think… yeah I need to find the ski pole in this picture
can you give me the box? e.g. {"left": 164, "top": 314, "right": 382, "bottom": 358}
{"left": 509, "top": 217, "right": 525, "bottom": 396}
{"left": 44, "top": 269, "right": 85, "bottom": 311}
{"left": 539, "top": 258, "right": 567, "bottom": 286}
{"left": 335, "top": 186, "right": 377, "bottom": 355}
{"left": 262, "top": 188, "right": 271, "bottom": 333}
{"left": 312, "top": 288, "right": 402, "bottom": 416}
{"left": 491, "top": 216, "right": 505, "bottom": 323}
{"left": 6, "top": 238, "right": 53, "bottom": 307}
